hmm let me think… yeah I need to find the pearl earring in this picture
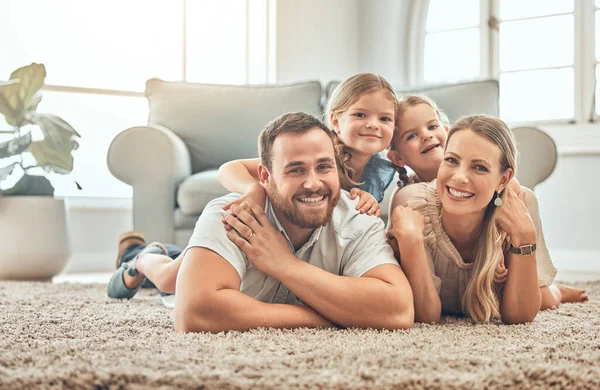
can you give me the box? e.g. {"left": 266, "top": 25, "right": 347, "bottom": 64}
{"left": 494, "top": 191, "right": 503, "bottom": 207}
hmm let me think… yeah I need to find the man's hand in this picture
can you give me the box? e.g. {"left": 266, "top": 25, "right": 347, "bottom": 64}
{"left": 225, "top": 200, "right": 295, "bottom": 275}
{"left": 350, "top": 188, "right": 380, "bottom": 217}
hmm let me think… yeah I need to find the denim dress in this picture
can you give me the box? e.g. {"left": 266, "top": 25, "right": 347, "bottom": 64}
{"left": 357, "top": 153, "right": 397, "bottom": 203}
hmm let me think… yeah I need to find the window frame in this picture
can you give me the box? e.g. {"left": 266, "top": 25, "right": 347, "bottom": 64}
{"left": 1, "top": 0, "right": 276, "bottom": 199}
{"left": 414, "top": 0, "right": 598, "bottom": 126}
{"left": 36, "top": 0, "right": 276, "bottom": 100}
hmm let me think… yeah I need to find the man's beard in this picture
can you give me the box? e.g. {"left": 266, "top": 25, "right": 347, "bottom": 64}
{"left": 268, "top": 183, "right": 340, "bottom": 229}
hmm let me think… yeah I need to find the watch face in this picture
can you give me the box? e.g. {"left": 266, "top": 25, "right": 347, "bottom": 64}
{"left": 521, "top": 245, "right": 533, "bottom": 256}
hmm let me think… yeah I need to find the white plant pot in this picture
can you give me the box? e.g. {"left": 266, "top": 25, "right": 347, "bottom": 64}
{"left": 0, "top": 197, "right": 70, "bottom": 281}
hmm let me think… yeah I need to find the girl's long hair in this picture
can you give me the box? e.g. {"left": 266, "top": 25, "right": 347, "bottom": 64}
{"left": 447, "top": 115, "right": 517, "bottom": 323}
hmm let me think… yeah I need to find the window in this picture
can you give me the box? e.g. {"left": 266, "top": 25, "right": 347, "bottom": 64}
{"left": 0, "top": 0, "right": 273, "bottom": 197}
{"left": 421, "top": 0, "right": 597, "bottom": 124}
{"left": 423, "top": 0, "right": 481, "bottom": 84}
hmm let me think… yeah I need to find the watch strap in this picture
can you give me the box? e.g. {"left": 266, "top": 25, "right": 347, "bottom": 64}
{"left": 509, "top": 243, "right": 537, "bottom": 255}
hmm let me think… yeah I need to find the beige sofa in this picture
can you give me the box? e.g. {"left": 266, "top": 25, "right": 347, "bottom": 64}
{"left": 107, "top": 79, "right": 499, "bottom": 248}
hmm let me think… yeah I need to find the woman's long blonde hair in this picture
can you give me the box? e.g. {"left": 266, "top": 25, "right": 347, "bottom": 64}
{"left": 447, "top": 115, "right": 517, "bottom": 323}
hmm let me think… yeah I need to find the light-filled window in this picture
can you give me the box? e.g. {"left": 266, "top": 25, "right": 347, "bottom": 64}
{"left": 424, "top": 0, "right": 481, "bottom": 83}
{"left": 0, "top": 0, "right": 272, "bottom": 197}
{"left": 498, "top": 1, "right": 574, "bottom": 122}
{"left": 422, "top": 0, "right": 595, "bottom": 124}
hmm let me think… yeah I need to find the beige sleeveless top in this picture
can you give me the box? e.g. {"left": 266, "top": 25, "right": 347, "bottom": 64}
{"left": 388, "top": 180, "right": 557, "bottom": 316}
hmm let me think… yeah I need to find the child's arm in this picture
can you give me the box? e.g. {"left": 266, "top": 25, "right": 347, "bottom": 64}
{"left": 217, "top": 158, "right": 265, "bottom": 211}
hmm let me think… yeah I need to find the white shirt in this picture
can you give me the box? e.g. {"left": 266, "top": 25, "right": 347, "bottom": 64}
{"left": 186, "top": 190, "right": 399, "bottom": 304}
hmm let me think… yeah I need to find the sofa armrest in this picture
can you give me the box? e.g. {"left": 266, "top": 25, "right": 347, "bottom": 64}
{"left": 107, "top": 124, "right": 192, "bottom": 244}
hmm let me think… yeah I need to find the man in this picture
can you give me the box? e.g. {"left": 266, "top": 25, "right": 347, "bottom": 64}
{"left": 174, "top": 112, "right": 414, "bottom": 333}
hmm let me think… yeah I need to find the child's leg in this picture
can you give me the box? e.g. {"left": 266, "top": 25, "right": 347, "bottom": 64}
{"left": 133, "top": 251, "right": 184, "bottom": 294}
{"left": 540, "top": 284, "right": 588, "bottom": 310}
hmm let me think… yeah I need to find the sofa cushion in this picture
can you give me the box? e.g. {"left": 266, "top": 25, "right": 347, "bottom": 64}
{"left": 146, "top": 79, "right": 323, "bottom": 173}
{"left": 324, "top": 79, "right": 499, "bottom": 123}
{"left": 177, "top": 170, "right": 229, "bottom": 215}
{"left": 174, "top": 209, "right": 200, "bottom": 230}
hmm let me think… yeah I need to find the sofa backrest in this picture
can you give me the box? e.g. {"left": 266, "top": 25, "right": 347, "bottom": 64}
{"left": 324, "top": 79, "right": 499, "bottom": 123}
{"left": 146, "top": 79, "right": 323, "bottom": 173}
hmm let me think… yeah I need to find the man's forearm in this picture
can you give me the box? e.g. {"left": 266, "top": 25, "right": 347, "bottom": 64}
{"left": 396, "top": 236, "right": 441, "bottom": 323}
{"left": 271, "top": 261, "right": 413, "bottom": 329}
{"left": 176, "top": 288, "right": 334, "bottom": 333}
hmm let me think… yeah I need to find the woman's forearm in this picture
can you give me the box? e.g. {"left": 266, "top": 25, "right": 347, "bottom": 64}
{"left": 396, "top": 235, "right": 442, "bottom": 323}
{"left": 500, "top": 252, "right": 541, "bottom": 324}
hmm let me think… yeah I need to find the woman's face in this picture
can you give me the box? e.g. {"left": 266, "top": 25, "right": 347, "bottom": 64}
{"left": 436, "top": 128, "right": 512, "bottom": 217}
{"left": 387, "top": 103, "right": 448, "bottom": 182}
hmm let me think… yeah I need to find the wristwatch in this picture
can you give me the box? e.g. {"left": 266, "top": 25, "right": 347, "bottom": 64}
{"left": 509, "top": 243, "right": 537, "bottom": 255}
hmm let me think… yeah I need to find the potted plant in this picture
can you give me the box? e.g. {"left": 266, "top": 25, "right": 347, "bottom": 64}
{"left": 0, "top": 63, "right": 80, "bottom": 280}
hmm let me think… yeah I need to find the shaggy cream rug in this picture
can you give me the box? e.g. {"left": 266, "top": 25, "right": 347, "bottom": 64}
{"left": 0, "top": 281, "right": 599, "bottom": 390}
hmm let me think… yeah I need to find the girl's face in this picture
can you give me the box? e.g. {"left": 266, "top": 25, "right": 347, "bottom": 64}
{"left": 330, "top": 90, "right": 395, "bottom": 158}
{"left": 436, "top": 129, "right": 512, "bottom": 217}
{"left": 387, "top": 103, "right": 448, "bottom": 181}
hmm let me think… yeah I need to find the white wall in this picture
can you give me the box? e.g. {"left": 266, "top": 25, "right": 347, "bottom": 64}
{"left": 534, "top": 124, "right": 600, "bottom": 273}
{"left": 275, "top": 0, "right": 361, "bottom": 84}
{"left": 356, "top": 0, "right": 412, "bottom": 87}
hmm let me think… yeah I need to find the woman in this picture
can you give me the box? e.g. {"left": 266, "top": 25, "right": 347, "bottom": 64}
{"left": 387, "top": 115, "right": 554, "bottom": 324}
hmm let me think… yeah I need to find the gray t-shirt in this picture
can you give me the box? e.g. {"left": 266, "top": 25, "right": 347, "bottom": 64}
{"left": 185, "top": 190, "right": 399, "bottom": 305}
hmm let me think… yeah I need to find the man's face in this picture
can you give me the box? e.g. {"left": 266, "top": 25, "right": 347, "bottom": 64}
{"left": 262, "top": 128, "right": 341, "bottom": 229}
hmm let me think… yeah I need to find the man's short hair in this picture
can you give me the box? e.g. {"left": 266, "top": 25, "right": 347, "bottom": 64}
{"left": 258, "top": 112, "right": 355, "bottom": 189}
{"left": 258, "top": 112, "right": 331, "bottom": 170}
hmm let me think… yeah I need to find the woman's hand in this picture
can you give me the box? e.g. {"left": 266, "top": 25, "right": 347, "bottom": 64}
{"left": 389, "top": 205, "right": 425, "bottom": 241}
{"left": 494, "top": 257, "right": 508, "bottom": 283}
{"left": 350, "top": 188, "right": 380, "bottom": 216}
{"left": 507, "top": 178, "right": 523, "bottom": 197}
{"left": 496, "top": 186, "right": 537, "bottom": 247}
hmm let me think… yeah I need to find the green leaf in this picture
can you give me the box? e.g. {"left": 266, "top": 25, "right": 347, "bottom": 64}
{"left": 0, "top": 162, "right": 17, "bottom": 182}
{"left": 30, "top": 113, "right": 81, "bottom": 152}
{"left": 27, "top": 139, "right": 74, "bottom": 174}
{"left": 25, "top": 93, "right": 42, "bottom": 114}
{"left": 0, "top": 80, "right": 23, "bottom": 126}
{"left": 0, "top": 131, "right": 32, "bottom": 158}
{"left": 9, "top": 63, "right": 46, "bottom": 108}
{"left": 0, "top": 174, "right": 54, "bottom": 196}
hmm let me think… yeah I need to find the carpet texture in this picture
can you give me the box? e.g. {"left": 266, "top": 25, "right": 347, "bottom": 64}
{"left": 1, "top": 281, "right": 599, "bottom": 390}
